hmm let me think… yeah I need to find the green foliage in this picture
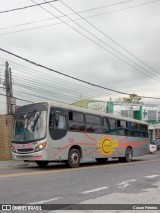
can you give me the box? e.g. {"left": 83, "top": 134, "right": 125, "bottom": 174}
{"left": 123, "top": 94, "right": 141, "bottom": 104}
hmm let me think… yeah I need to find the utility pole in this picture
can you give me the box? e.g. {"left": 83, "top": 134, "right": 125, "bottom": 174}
{"left": 5, "top": 61, "right": 14, "bottom": 114}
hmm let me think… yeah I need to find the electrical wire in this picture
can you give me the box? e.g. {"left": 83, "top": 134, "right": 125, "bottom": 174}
{"left": 32, "top": 0, "right": 160, "bottom": 82}
{"left": 60, "top": 0, "right": 160, "bottom": 76}
{"left": 0, "top": 0, "right": 160, "bottom": 36}
{"left": 0, "top": 57, "right": 121, "bottom": 100}
{"left": 0, "top": 47, "right": 160, "bottom": 99}
{"left": 0, "top": 0, "right": 138, "bottom": 30}
{"left": 0, "top": 0, "right": 57, "bottom": 14}
{"left": 0, "top": 92, "right": 34, "bottom": 103}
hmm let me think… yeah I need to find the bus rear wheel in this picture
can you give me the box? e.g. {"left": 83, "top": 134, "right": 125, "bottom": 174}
{"left": 36, "top": 161, "right": 49, "bottom": 167}
{"left": 96, "top": 158, "right": 108, "bottom": 163}
{"left": 119, "top": 147, "right": 133, "bottom": 162}
{"left": 67, "top": 149, "right": 80, "bottom": 168}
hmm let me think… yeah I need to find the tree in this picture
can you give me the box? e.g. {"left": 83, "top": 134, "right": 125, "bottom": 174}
{"left": 123, "top": 94, "right": 142, "bottom": 104}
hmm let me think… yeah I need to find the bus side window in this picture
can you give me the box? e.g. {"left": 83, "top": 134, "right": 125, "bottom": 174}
{"left": 117, "top": 120, "right": 126, "bottom": 136}
{"left": 103, "top": 117, "right": 116, "bottom": 135}
{"left": 57, "top": 115, "right": 66, "bottom": 129}
{"left": 49, "top": 113, "right": 66, "bottom": 130}
{"left": 68, "top": 111, "right": 85, "bottom": 132}
{"left": 86, "top": 114, "right": 102, "bottom": 134}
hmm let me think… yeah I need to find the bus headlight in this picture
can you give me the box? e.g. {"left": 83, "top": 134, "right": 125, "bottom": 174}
{"left": 11, "top": 146, "right": 16, "bottom": 153}
{"left": 35, "top": 142, "right": 47, "bottom": 152}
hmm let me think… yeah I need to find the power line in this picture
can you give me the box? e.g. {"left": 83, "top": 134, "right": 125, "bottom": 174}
{"left": 0, "top": 57, "right": 118, "bottom": 99}
{"left": 0, "top": 47, "right": 160, "bottom": 99}
{"left": 0, "top": 0, "right": 160, "bottom": 36}
{"left": 0, "top": 93, "right": 34, "bottom": 103}
{"left": 0, "top": 60, "right": 122, "bottom": 103}
{"left": 60, "top": 0, "right": 160, "bottom": 76}
{"left": 12, "top": 74, "right": 110, "bottom": 99}
{"left": 0, "top": 0, "right": 137, "bottom": 30}
{"left": 36, "top": 0, "right": 160, "bottom": 82}
{"left": 0, "top": 0, "right": 57, "bottom": 14}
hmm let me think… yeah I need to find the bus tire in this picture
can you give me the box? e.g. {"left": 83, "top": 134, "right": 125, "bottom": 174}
{"left": 96, "top": 158, "right": 108, "bottom": 163}
{"left": 67, "top": 149, "right": 80, "bottom": 168}
{"left": 36, "top": 161, "right": 49, "bottom": 167}
{"left": 119, "top": 147, "right": 133, "bottom": 162}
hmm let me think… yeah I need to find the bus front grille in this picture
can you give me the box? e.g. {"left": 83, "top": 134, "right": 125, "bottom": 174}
{"left": 17, "top": 148, "right": 34, "bottom": 153}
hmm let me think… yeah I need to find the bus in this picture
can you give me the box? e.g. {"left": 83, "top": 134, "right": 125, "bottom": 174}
{"left": 11, "top": 101, "right": 149, "bottom": 168}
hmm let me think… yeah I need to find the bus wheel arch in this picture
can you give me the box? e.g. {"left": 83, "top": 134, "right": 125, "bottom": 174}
{"left": 119, "top": 146, "right": 133, "bottom": 162}
{"left": 67, "top": 146, "right": 82, "bottom": 168}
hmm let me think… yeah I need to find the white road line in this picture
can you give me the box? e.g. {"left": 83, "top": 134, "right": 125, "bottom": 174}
{"left": 145, "top": 175, "right": 160, "bottom": 178}
{"left": 29, "top": 197, "right": 62, "bottom": 204}
{"left": 80, "top": 187, "right": 108, "bottom": 194}
{"left": 119, "top": 183, "right": 130, "bottom": 189}
{"left": 117, "top": 179, "right": 136, "bottom": 185}
{"left": 117, "top": 179, "right": 136, "bottom": 190}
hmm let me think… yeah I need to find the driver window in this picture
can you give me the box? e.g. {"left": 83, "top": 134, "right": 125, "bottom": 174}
{"left": 57, "top": 115, "right": 66, "bottom": 129}
{"left": 49, "top": 113, "right": 66, "bottom": 130}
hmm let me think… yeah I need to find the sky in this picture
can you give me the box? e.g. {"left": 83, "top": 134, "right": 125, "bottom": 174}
{"left": 0, "top": 0, "right": 160, "bottom": 114}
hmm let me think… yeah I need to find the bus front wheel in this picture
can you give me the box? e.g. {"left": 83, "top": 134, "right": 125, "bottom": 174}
{"left": 36, "top": 161, "right": 49, "bottom": 167}
{"left": 119, "top": 147, "right": 133, "bottom": 162}
{"left": 67, "top": 149, "right": 80, "bottom": 168}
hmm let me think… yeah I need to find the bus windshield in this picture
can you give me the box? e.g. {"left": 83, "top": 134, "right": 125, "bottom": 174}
{"left": 13, "top": 110, "right": 47, "bottom": 142}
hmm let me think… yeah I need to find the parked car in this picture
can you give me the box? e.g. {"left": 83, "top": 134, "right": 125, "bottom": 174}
{"left": 149, "top": 141, "right": 157, "bottom": 153}
{"left": 153, "top": 138, "right": 160, "bottom": 151}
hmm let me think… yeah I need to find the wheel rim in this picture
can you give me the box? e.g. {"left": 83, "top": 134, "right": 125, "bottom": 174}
{"left": 70, "top": 152, "right": 79, "bottom": 165}
{"left": 126, "top": 149, "right": 132, "bottom": 160}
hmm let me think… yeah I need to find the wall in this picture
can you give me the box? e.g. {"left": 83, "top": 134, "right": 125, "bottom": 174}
{"left": 0, "top": 115, "right": 13, "bottom": 160}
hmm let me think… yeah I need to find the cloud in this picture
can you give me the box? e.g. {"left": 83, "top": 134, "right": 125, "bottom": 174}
{"left": 1, "top": 0, "right": 160, "bottom": 113}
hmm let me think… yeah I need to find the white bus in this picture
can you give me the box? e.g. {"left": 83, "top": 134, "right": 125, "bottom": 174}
{"left": 12, "top": 101, "right": 149, "bottom": 168}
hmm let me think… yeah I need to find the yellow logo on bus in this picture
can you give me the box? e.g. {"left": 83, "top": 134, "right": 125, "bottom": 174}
{"left": 97, "top": 136, "right": 118, "bottom": 156}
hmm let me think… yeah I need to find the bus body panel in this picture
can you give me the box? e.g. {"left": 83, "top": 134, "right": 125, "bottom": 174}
{"left": 47, "top": 131, "right": 149, "bottom": 161}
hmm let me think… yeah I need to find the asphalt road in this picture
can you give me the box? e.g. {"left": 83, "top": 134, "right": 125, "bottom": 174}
{"left": 0, "top": 152, "right": 160, "bottom": 212}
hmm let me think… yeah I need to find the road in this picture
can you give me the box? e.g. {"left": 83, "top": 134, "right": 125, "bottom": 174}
{"left": 0, "top": 152, "right": 160, "bottom": 212}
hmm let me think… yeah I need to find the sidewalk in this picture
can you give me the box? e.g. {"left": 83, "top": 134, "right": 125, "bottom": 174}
{"left": 0, "top": 160, "right": 31, "bottom": 167}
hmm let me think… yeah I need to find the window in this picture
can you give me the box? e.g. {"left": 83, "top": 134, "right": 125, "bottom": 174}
{"left": 69, "top": 111, "right": 84, "bottom": 122}
{"left": 68, "top": 111, "right": 85, "bottom": 132}
{"left": 86, "top": 114, "right": 102, "bottom": 134}
{"left": 57, "top": 115, "right": 66, "bottom": 129}
{"left": 132, "top": 122, "right": 139, "bottom": 129}
{"left": 104, "top": 117, "right": 115, "bottom": 127}
{"left": 139, "top": 124, "right": 148, "bottom": 131}
{"left": 86, "top": 114, "right": 101, "bottom": 124}
{"left": 103, "top": 117, "right": 116, "bottom": 135}
{"left": 128, "top": 122, "right": 139, "bottom": 129}
{"left": 116, "top": 120, "right": 127, "bottom": 136}
{"left": 117, "top": 120, "right": 127, "bottom": 128}
{"left": 49, "top": 113, "right": 66, "bottom": 130}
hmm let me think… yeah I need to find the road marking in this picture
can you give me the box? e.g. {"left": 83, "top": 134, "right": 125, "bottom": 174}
{"left": 118, "top": 183, "right": 130, "bottom": 189}
{"left": 29, "top": 197, "right": 62, "bottom": 204}
{"left": 118, "top": 179, "right": 136, "bottom": 185}
{"left": 145, "top": 175, "right": 160, "bottom": 178}
{"left": 80, "top": 187, "right": 108, "bottom": 194}
{"left": 0, "top": 158, "right": 159, "bottom": 179}
{"left": 117, "top": 179, "right": 136, "bottom": 190}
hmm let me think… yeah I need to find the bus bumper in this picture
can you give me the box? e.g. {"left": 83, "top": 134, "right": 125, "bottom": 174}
{"left": 11, "top": 150, "right": 48, "bottom": 161}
